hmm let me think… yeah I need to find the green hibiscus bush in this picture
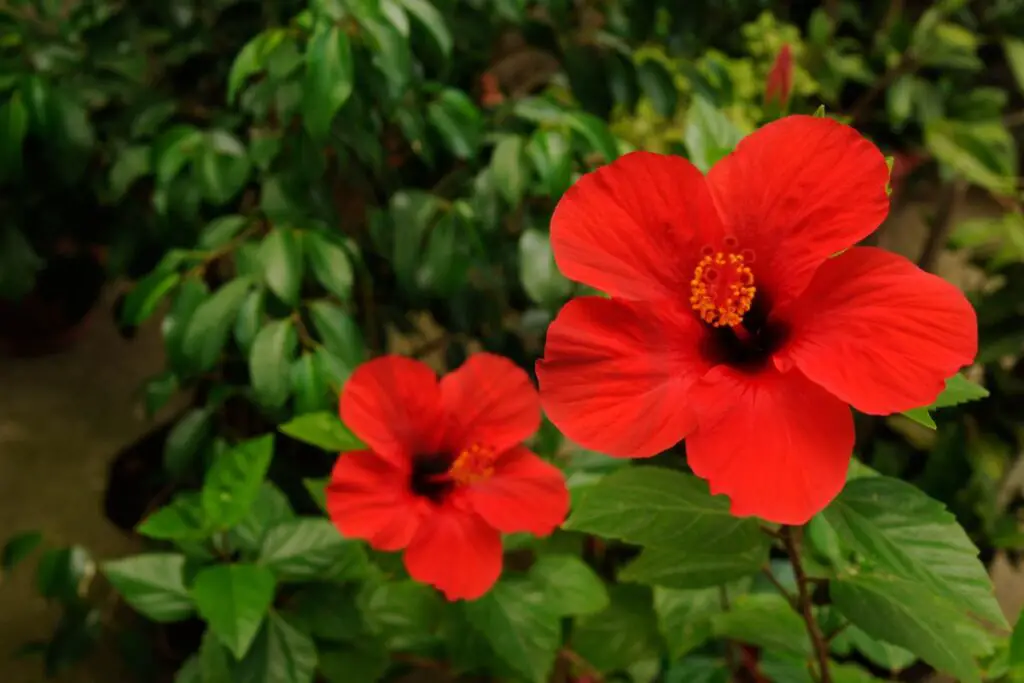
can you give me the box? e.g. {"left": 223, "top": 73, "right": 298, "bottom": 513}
{"left": 3, "top": 0, "right": 1024, "bottom": 681}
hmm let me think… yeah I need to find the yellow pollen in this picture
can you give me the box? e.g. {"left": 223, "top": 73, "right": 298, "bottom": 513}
{"left": 689, "top": 251, "right": 756, "bottom": 327}
{"left": 448, "top": 443, "right": 497, "bottom": 486}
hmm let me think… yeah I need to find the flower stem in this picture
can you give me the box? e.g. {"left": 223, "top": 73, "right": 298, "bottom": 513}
{"left": 783, "top": 526, "right": 832, "bottom": 683}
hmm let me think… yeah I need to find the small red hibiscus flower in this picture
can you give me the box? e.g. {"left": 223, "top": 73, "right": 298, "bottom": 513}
{"left": 327, "top": 353, "right": 569, "bottom": 600}
{"left": 764, "top": 44, "right": 794, "bottom": 109}
{"left": 536, "top": 115, "right": 977, "bottom": 525}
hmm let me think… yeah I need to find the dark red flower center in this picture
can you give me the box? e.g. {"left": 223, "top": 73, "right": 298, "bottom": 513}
{"left": 409, "top": 443, "right": 497, "bottom": 503}
{"left": 691, "top": 243, "right": 789, "bottom": 372}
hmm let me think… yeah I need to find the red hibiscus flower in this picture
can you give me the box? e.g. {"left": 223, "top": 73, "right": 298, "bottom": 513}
{"left": 536, "top": 115, "right": 977, "bottom": 524}
{"left": 326, "top": 353, "right": 569, "bottom": 600}
{"left": 764, "top": 44, "right": 794, "bottom": 109}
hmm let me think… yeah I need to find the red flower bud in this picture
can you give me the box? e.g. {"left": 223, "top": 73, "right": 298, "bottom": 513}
{"left": 765, "top": 44, "right": 793, "bottom": 109}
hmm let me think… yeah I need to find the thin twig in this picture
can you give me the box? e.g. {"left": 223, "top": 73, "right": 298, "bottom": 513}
{"left": 826, "top": 621, "right": 851, "bottom": 643}
{"left": 916, "top": 179, "right": 966, "bottom": 273}
{"left": 761, "top": 566, "right": 798, "bottom": 610}
{"left": 783, "top": 527, "right": 832, "bottom": 683}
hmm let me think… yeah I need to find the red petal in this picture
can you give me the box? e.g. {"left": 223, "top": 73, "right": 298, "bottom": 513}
{"left": 550, "top": 151, "right": 723, "bottom": 301}
{"left": 775, "top": 247, "right": 978, "bottom": 414}
{"left": 537, "top": 296, "right": 710, "bottom": 457}
{"left": 707, "top": 116, "right": 890, "bottom": 307}
{"left": 466, "top": 446, "right": 569, "bottom": 535}
{"left": 403, "top": 506, "right": 503, "bottom": 601}
{"left": 687, "top": 366, "right": 854, "bottom": 525}
{"left": 440, "top": 353, "right": 540, "bottom": 453}
{"left": 326, "top": 451, "right": 425, "bottom": 551}
{"left": 340, "top": 355, "right": 445, "bottom": 461}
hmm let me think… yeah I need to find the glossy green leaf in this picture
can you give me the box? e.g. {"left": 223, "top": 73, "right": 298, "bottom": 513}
{"left": 228, "top": 30, "right": 282, "bottom": 102}
{"left": 279, "top": 411, "right": 364, "bottom": 451}
{"left": 397, "top": 0, "right": 452, "bottom": 62}
{"left": 518, "top": 229, "right": 571, "bottom": 309}
{"left": 260, "top": 230, "right": 303, "bottom": 306}
{"left": 181, "top": 277, "right": 253, "bottom": 373}
{"left": 1010, "top": 610, "right": 1024, "bottom": 669}
{"left": 37, "top": 545, "right": 93, "bottom": 602}
{"left": 163, "top": 408, "right": 214, "bottom": 476}
{"left": 319, "top": 641, "right": 389, "bottom": 683}
{"left": 249, "top": 319, "right": 298, "bottom": 410}
{"left": 417, "top": 211, "right": 471, "bottom": 295}
{"left": 925, "top": 119, "right": 1017, "bottom": 196}
{"left": 636, "top": 58, "right": 678, "bottom": 117}
{"left": 1006, "top": 39, "right": 1024, "bottom": 94}
{"left": 303, "top": 24, "right": 354, "bottom": 139}
{"left": 0, "top": 92, "right": 29, "bottom": 179}
{"left": 491, "top": 135, "right": 528, "bottom": 205}
{"left": 832, "top": 574, "right": 981, "bottom": 682}
{"left": 286, "top": 583, "right": 365, "bottom": 641}
{"left": 463, "top": 578, "right": 560, "bottom": 683}
{"left": 529, "top": 554, "right": 608, "bottom": 616}
{"left": 121, "top": 271, "right": 180, "bottom": 327}
{"left": 234, "top": 288, "right": 265, "bottom": 356}
{"left": 303, "top": 477, "right": 328, "bottom": 513}
{"left": 427, "top": 89, "right": 483, "bottom": 160}
{"left": 573, "top": 585, "right": 663, "bottom": 674}
{"left": 565, "top": 111, "right": 619, "bottom": 162}
{"left": 258, "top": 518, "right": 367, "bottom": 582}
{"left": 191, "top": 564, "right": 276, "bottom": 659}
{"left": 566, "top": 467, "right": 770, "bottom": 588}
{"left": 231, "top": 483, "right": 295, "bottom": 554}
{"left": 363, "top": 580, "right": 442, "bottom": 651}
{"left": 361, "top": 17, "right": 412, "bottom": 97}
{"left": 102, "top": 554, "right": 193, "bottom": 623}
{"left": 291, "top": 353, "right": 330, "bottom": 414}
{"left": 833, "top": 624, "right": 917, "bottom": 672}
{"left": 685, "top": 95, "right": 744, "bottom": 173}
{"left": 305, "top": 231, "right": 354, "bottom": 300}
{"left": 308, "top": 301, "right": 364, "bottom": 372}
{"left": 234, "top": 611, "right": 317, "bottom": 683}
{"left": 153, "top": 125, "right": 203, "bottom": 186}
{"left": 902, "top": 374, "right": 989, "bottom": 429}
{"left": 711, "top": 593, "right": 809, "bottom": 657}
{"left": 202, "top": 435, "right": 275, "bottom": 530}
{"left": 136, "top": 492, "right": 208, "bottom": 541}
{"left": 164, "top": 277, "right": 209, "bottom": 373}
{"left": 199, "top": 215, "right": 249, "bottom": 251}
{"left": 198, "top": 131, "right": 251, "bottom": 205}
{"left": 653, "top": 586, "right": 722, "bottom": 659}
{"left": 109, "top": 145, "right": 151, "bottom": 200}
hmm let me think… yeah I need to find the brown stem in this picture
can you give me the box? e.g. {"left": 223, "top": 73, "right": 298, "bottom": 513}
{"left": 783, "top": 527, "right": 831, "bottom": 683}
{"left": 916, "top": 179, "right": 966, "bottom": 273}
{"left": 761, "top": 566, "right": 798, "bottom": 610}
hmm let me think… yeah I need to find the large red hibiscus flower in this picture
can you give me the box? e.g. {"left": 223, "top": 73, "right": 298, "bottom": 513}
{"left": 327, "top": 353, "right": 569, "bottom": 600}
{"left": 536, "top": 115, "right": 977, "bottom": 525}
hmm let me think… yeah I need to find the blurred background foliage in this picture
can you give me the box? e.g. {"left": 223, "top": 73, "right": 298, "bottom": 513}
{"left": 4, "top": 0, "right": 1024, "bottom": 681}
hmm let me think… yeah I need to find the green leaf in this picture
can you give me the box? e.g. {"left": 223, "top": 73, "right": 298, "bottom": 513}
{"left": 286, "top": 583, "right": 365, "bottom": 641}
{"left": 233, "top": 611, "right": 317, "bottom": 683}
{"left": 308, "top": 301, "right": 364, "bottom": 373}
{"left": 1005, "top": 39, "right": 1024, "bottom": 94}
{"left": 518, "top": 229, "right": 572, "bottom": 310}
{"left": 813, "top": 104, "right": 826, "bottom": 117}
{"left": 260, "top": 229, "right": 303, "bottom": 306}
{"left": 102, "top": 554, "right": 193, "bottom": 623}
{"left": 164, "top": 408, "right": 214, "bottom": 477}
{"left": 109, "top": 145, "right": 151, "bottom": 200}
{"left": 136, "top": 492, "right": 208, "bottom": 541}
{"left": 303, "top": 23, "right": 354, "bottom": 140}
{"left": 653, "top": 586, "right": 722, "bottom": 659}
{"left": 198, "top": 131, "right": 251, "bottom": 205}
{"left": 361, "top": 17, "right": 412, "bottom": 97}
{"left": 925, "top": 119, "right": 1017, "bottom": 196}
{"left": 566, "top": 467, "right": 769, "bottom": 588}
{"left": 824, "top": 475, "right": 1006, "bottom": 630}
{"left": 228, "top": 30, "right": 280, "bottom": 103}
{"left": 197, "top": 629, "right": 233, "bottom": 682}
{"left": 529, "top": 554, "right": 608, "bottom": 616}
{"left": 153, "top": 125, "right": 203, "bottom": 186}
{"left": 832, "top": 574, "right": 982, "bottom": 682}
{"left": 685, "top": 95, "right": 744, "bottom": 173}
{"left": 463, "top": 579, "right": 561, "bottom": 683}
{"left": 164, "top": 277, "right": 209, "bottom": 373}
{"left": 0, "top": 92, "right": 29, "bottom": 179}
{"left": 711, "top": 593, "right": 809, "bottom": 657}
{"left": 235, "top": 288, "right": 265, "bottom": 356}
{"left": 396, "top": 0, "right": 451, "bottom": 62}
{"left": 199, "top": 215, "right": 249, "bottom": 251}
{"left": 363, "top": 580, "right": 442, "bottom": 651}
{"left": 181, "top": 277, "right": 253, "bottom": 373}
{"left": 417, "top": 211, "right": 471, "bottom": 296}
{"left": 527, "top": 129, "right": 572, "bottom": 198}
{"left": 231, "top": 483, "right": 296, "bottom": 554}
{"left": 279, "top": 411, "right": 364, "bottom": 451}
{"left": 2, "top": 531, "right": 43, "bottom": 575}
{"left": 202, "top": 435, "right": 276, "bottom": 530}
{"left": 1010, "top": 609, "right": 1024, "bottom": 669}
{"left": 36, "top": 546, "right": 93, "bottom": 602}
{"left": 491, "top": 136, "right": 528, "bottom": 205}
{"left": 303, "top": 478, "right": 328, "bottom": 513}
{"left": 249, "top": 319, "right": 298, "bottom": 410}
{"left": 305, "top": 232, "right": 354, "bottom": 300}
{"left": 319, "top": 641, "right": 389, "bottom": 683}
{"left": 121, "top": 271, "right": 180, "bottom": 327}
{"left": 636, "top": 58, "right": 678, "bottom": 117}
{"left": 833, "top": 624, "right": 917, "bottom": 672}
{"left": 427, "top": 89, "right": 482, "bottom": 160}
{"left": 901, "top": 374, "right": 989, "bottom": 429}
{"left": 191, "top": 564, "right": 276, "bottom": 659}
{"left": 258, "top": 518, "right": 367, "bottom": 582}
{"left": 573, "top": 585, "right": 663, "bottom": 674}
{"left": 291, "top": 353, "right": 331, "bottom": 414}
{"left": 565, "top": 111, "right": 619, "bottom": 162}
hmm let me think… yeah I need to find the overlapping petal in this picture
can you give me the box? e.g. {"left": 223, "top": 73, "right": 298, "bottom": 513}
{"left": 686, "top": 366, "right": 854, "bottom": 525}
{"left": 537, "top": 296, "right": 711, "bottom": 458}
{"left": 775, "top": 247, "right": 978, "bottom": 415}
{"left": 550, "top": 151, "right": 723, "bottom": 301}
{"left": 440, "top": 353, "right": 541, "bottom": 454}
{"left": 465, "top": 446, "right": 569, "bottom": 536}
{"left": 403, "top": 506, "right": 503, "bottom": 601}
{"left": 706, "top": 115, "right": 890, "bottom": 307}
{"left": 340, "top": 355, "right": 446, "bottom": 461}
